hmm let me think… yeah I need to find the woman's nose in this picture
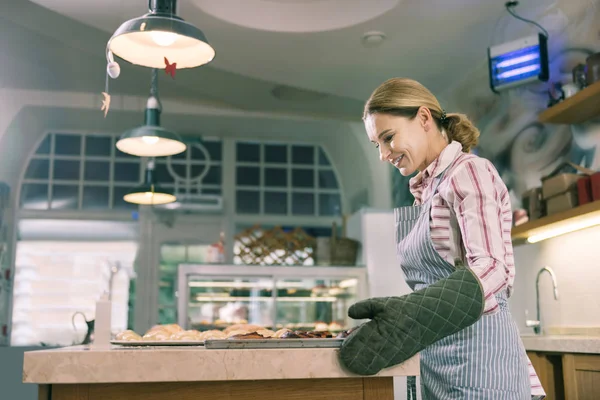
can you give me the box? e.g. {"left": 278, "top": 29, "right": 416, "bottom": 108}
{"left": 379, "top": 147, "right": 390, "bottom": 162}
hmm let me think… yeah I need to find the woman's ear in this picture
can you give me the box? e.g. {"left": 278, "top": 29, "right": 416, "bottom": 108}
{"left": 417, "top": 106, "right": 432, "bottom": 131}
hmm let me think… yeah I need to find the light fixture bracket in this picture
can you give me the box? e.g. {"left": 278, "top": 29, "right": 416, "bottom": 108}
{"left": 149, "top": 0, "right": 177, "bottom": 15}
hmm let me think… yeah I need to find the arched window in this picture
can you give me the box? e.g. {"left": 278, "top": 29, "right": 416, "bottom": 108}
{"left": 234, "top": 141, "right": 341, "bottom": 216}
{"left": 19, "top": 133, "right": 223, "bottom": 212}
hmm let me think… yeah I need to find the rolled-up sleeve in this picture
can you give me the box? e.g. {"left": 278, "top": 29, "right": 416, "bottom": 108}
{"left": 447, "top": 158, "right": 511, "bottom": 315}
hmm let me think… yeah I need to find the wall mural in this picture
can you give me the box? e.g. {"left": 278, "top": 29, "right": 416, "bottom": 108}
{"left": 392, "top": 0, "right": 600, "bottom": 209}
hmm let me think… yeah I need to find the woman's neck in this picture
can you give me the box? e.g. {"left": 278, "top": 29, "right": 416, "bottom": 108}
{"left": 418, "top": 130, "right": 450, "bottom": 173}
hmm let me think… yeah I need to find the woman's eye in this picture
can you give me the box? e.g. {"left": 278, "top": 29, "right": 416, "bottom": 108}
{"left": 384, "top": 135, "right": 393, "bottom": 143}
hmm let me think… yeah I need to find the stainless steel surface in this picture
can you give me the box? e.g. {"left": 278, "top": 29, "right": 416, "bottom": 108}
{"left": 526, "top": 266, "right": 559, "bottom": 335}
{"left": 204, "top": 338, "right": 344, "bottom": 349}
{"left": 110, "top": 340, "right": 205, "bottom": 346}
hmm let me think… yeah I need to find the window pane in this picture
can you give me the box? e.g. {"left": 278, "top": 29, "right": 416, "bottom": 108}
{"left": 291, "top": 145, "right": 314, "bottom": 165}
{"left": 53, "top": 160, "right": 80, "bottom": 180}
{"left": 113, "top": 187, "right": 139, "bottom": 210}
{"left": 318, "top": 148, "right": 331, "bottom": 166}
{"left": 20, "top": 184, "right": 48, "bottom": 210}
{"left": 292, "top": 193, "right": 314, "bottom": 215}
{"left": 190, "top": 143, "right": 207, "bottom": 161}
{"left": 24, "top": 159, "right": 49, "bottom": 179}
{"left": 318, "top": 170, "right": 338, "bottom": 189}
{"left": 265, "top": 144, "right": 287, "bottom": 163}
{"left": 236, "top": 166, "right": 260, "bottom": 186}
{"left": 236, "top": 142, "right": 260, "bottom": 162}
{"left": 54, "top": 134, "right": 81, "bottom": 155}
{"left": 292, "top": 169, "right": 314, "bottom": 188}
{"left": 84, "top": 161, "right": 110, "bottom": 181}
{"left": 201, "top": 187, "right": 221, "bottom": 195}
{"left": 190, "top": 164, "right": 209, "bottom": 181}
{"left": 264, "top": 168, "right": 287, "bottom": 187}
{"left": 319, "top": 193, "right": 341, "bottom": 216}
{"left": 85, "top": 136, "right": 112, "bottom": 157}
{"left": 163, "top": 163, "right": 184, "bottom": 180}
{"left": 114, "top": 162, "right": 140, "bottom": 182}
{"left": 82, "top": 186, "right": 109, "bottom": 209}
{"left": 236, "top": 190, "right": 260, "bottom": 214}
{"left": 203, "top": 141, "right": 222, "bottom": 161}
{"left": 264, "top": 192, "right": 287, "bottom": 215}
{"left": 154, "top": 162, "right": 175, "bottom": 184}
{"left": 203, "top": 165, "right": 221, "bottom": 185}
{"left": 35, "top": 136, "right": 51, "bottom": 155}
{"left": 51, "top": 185, "right": 79, "bottom": 209}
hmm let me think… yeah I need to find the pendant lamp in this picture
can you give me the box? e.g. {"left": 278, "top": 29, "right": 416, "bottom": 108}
{"left": 123, "top": 159, "right": 176, "bottom": 205}
{"left": 116, "top": 68, "right": 186, "bottom": 157}
{"left": 107, "top": 0, "right": 215, "bottom": 69}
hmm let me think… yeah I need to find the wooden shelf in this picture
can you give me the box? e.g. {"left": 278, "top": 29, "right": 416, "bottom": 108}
{"left": 538, "top": 80, "right": 600, "bottom": 124}
{"left": 512, "top": 200, "right": 600, "bottom": 245}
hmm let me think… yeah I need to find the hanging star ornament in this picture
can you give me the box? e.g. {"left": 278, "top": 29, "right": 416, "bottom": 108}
{"left": 164, "top": 57, "right": 177, "bottom": 79}
{"left": 100, "top": 50, "right": 120, "bottom": 118}
{"left": 101, "top": 92, "right": 111, "bottom": 118}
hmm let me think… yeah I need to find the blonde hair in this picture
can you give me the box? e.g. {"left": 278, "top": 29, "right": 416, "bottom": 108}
{"left": 363, "top": 78, "right": 480, "bottom": 153}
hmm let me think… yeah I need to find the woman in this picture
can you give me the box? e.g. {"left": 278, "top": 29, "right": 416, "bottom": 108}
{"left": 339, "top": 78, "right": 545, "bottom": 399}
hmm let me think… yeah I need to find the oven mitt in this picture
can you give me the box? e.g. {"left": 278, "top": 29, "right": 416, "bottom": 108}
{"left": 338, "top": 263, "right": 484, "bottom": 376}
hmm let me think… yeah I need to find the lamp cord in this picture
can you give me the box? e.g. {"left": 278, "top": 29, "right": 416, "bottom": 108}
{"left": 150, "top": 68, "right": 158, "bottom": 97}
{"left": 505, "top": 1, "right": 549, "bottom": 38}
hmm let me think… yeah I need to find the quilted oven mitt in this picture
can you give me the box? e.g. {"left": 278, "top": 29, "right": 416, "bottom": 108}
{"left": 338, "top": 264, "right": 484, "bottom": 376}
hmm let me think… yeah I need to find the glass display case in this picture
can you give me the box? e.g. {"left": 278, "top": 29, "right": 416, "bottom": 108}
{"left": 177, "top": 264, "right": 367, "bottom": 332}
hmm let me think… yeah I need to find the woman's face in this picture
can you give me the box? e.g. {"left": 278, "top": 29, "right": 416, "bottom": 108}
{"left": 365, "top": 108, "right": 436, "bottom": 176}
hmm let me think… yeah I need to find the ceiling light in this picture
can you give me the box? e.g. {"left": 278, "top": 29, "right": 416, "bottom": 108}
{"left": 361, "top": 31, "right": 386, "bottom": 48}
{"left": 116, "top": 69, "right": 187, "bottom": 157}
{"left": 107, "top": 0, "right": 216, "bottom": 69}
{"left": 124, "top": 159, "right": 176, "bottom": 205}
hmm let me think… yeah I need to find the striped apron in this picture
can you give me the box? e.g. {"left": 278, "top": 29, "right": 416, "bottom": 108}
{"left": 395, "top": 170, "right": 531, "bottom": 399}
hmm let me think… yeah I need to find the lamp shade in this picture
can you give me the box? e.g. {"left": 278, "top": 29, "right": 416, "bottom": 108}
{"left": 123, "top": 184, "right": 177, "bottom": 205}
{"left": 123, "top": 159, "right": 176, "bottom": 205}
{"left": 116, "top": 95, "right": 187, "bottom": 157}
{"left": 107, "top": 1, "right": 215, "bottom": 69}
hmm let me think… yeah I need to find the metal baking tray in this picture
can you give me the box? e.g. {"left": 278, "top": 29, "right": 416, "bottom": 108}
{"left": 110, "top": 340, "right": 205, "bottom": 347}
{"left": 204, "top": 338, "right": 344, "bottom": 349}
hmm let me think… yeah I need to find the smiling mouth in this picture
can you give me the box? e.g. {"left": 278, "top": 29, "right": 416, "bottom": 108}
{"left": 392, "top": 155, "right": 404, "bottom": 166}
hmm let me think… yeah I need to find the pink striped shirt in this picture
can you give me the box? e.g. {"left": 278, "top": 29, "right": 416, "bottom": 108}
{"left": 408, "top": 141, "right": 545, "bottom": 397}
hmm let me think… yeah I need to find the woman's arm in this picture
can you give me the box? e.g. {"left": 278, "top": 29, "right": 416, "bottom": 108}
{"left": 445, "top": 157, "right": 512, "bottom": 315}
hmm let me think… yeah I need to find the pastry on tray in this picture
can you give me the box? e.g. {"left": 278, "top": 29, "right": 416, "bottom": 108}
{"left": 169, "top": 330, "right": 203, "bottom": 341}
{"left": 228, "top": 332, "right": 266, "bottom": 340}
{"left": 277, "top": 330, "right": 334, "bottom": 339}
{"left": 200, "top": 330, "right": 227, "bottom": 340}
{"left": 223, "top": 323, "right": 263, "bottom": 334}
{"left": 328, "top": 322, "right": 344, "bottom": 331}
{"left": 115, "top": 330, "right": 143, "bottom": 341}
{"left": 314, "top": 321, "right": 329, "bottom": 331}
{"left": 273, "top": 328, "right": 291, "bottom": 338}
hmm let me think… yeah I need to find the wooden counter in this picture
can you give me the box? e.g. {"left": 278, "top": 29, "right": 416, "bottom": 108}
{"left": 24, "top": 345, "right": 419, "bottom": 400}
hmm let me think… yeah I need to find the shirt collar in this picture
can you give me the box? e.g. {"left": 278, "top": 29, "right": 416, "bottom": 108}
{"left": 409, "top": 141, "right": 462, "bottom": 192}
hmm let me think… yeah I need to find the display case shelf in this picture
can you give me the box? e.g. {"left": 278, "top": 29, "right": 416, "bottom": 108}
{"left": 177, "top": 264, "right": 367, "bottom": 332}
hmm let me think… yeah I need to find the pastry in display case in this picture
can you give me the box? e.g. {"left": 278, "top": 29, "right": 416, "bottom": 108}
{"left": 176, "top": 264, "right": 368, "bottom": 334}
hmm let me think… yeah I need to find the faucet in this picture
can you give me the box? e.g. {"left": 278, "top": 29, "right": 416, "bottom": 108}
{"left": 526, "top": 266, "right": 559, "bottom": 335}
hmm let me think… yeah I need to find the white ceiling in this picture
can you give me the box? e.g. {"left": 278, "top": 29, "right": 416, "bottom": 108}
{"left": 25, "top": 0, "right": 557, "bottom": 112}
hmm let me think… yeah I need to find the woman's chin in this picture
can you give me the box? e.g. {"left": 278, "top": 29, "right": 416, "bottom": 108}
{"left": 398, "top": 166, "right": 414, "bottom": 176}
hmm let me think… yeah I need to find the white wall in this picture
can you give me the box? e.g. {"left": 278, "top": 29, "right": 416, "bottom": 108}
{"left": 509, "top": 225, "right": 600, "bottom": 333}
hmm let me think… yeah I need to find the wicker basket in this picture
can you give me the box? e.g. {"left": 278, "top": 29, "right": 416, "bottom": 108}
{"left": 315, "top": 222, "right": 359, "bottom": 266}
